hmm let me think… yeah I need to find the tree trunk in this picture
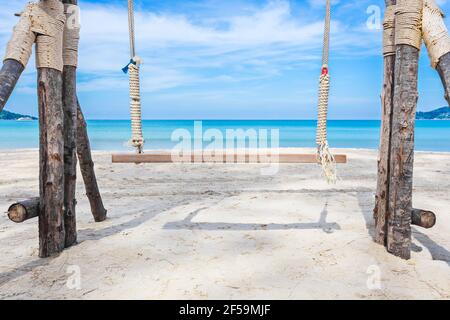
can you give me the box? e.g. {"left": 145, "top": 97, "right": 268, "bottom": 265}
{"left": 8, "top": 198, "right": 40, "bottom": 223}
{"left": 411, "top": 209, "right": 436, "bottom": 229}
{"left": 62, "top": 65, "right": 77, "bottom": 248}
{"left": 436, "top": 52, "right": 450, "bottom": 105}
{"left": 38, "top": 68, "right": 65, "bottom": 258}
{"left": 387, "top": 44, "right": 420, "bottom": 260}
{"left": 76, "top": 101, "right": 107, "bottom": 222}
{"left": 0, "top": 59, "right": 25, "bottom": 112}
{"left": 374, "top": 0, "right": 397, "bottom": 246}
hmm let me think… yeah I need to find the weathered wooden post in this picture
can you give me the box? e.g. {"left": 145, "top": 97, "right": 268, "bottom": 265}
{"left": 0, "top": 61, "right": 25, "bottom": 113}
{"left": 63, "top": 0, "right": 107, "bottom": 223}
{"left": 76, "top": 101, "right": 108, "bottom": 222}
{"left": 1, "top": 0, "right": 66, "bottom": 257}
{"left": 374, "top": 0, "right": 397, "bottom": 245}
{"left": 386, "top": 0, "right": 423, "bottom": 260}
{"left": 61, "top": 0, "right": 80, "bottom": 247}
{"left": 34, "top": 0, "right": 67, "bottom": 257}
{"left": 0, "top": 0, "right": 36, "bottom": 112}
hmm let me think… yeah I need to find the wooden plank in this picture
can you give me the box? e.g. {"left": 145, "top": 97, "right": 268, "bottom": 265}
{"left": 112, "top": 153, "right": 347, "bottom": 164}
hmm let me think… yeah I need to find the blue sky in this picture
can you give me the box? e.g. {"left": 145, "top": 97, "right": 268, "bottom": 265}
{"left": 1, "top": 0, "right": 450, "bottom": 119}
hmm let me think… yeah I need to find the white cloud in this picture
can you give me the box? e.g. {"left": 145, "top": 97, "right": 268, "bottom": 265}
{"left": 0, "top": 0, "right": 382, "bottom": 95}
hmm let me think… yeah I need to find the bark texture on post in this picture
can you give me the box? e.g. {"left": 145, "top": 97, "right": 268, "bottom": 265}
{"left": 0, "top": 60, "right": 25, "bottom": 112}
{"left": 76, "top": 102, "right": 107, "bottom": 222}
{"left": 38, "top": 68, "right": 65, "bottom": 258}
{"left": 62, "top": 65, "right": 78, "bottom": 248}
{"left": 374, "top": 0, "right": 397, "bottom": 245}
{"left": 8, "top": 198, "right": 40, "bottom": 223}
{"left": 436, "top": 52, "right": 450, "bottom": 105}
{"left": 387, "top": 45, "right": 420, "bottom": 260}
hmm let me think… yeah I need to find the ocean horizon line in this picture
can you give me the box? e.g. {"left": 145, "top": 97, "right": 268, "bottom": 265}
{"left": 1, "top": 119, "right": 450, "bottom": 152}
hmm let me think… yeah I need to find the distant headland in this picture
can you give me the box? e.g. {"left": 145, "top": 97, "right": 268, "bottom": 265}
{"left": 0, "top": 110, "right": 37, "bottom": 121}
{"left": 1, "top": 107, "right": 450, "bottom": 121}
{"left": 416, "top": 107, "right": 450, "bottom": 120}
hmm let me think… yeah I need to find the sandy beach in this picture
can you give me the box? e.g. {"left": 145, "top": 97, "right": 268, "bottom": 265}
{"left": 0, "top": 148, "right": 449, "bottom": 300}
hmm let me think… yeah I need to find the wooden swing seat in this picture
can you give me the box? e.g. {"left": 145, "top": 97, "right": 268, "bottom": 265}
{"left": 112, "top": 152, "right": 347, "bottom": 164}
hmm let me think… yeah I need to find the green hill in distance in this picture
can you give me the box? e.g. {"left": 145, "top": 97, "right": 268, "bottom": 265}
{"left": 0, "top": 110, "right": 37, "bottom": 120}
{"left": 416, "top": 107, "right": 450, "bottom": 120}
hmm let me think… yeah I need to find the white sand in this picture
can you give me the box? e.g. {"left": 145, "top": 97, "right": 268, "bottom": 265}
{"left": 0, "top": 148, "right": 449, "bottom": 300}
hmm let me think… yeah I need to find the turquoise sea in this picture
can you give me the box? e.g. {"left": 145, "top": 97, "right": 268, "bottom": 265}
{"left": 1, "top": 120, "right": 450, "bottom": 152}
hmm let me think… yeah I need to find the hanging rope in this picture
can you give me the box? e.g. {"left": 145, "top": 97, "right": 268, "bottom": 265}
{"left": 316, "top": 0, "right": 336, "bottom": 184}
{"left": 124, "top": 0, "right": 144, "bottom": 154}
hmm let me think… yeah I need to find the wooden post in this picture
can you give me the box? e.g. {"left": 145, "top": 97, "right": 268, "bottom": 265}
{"left": 38, "top": 67, "right": 65, "bottom": 258}
{"left": 387, "top": 0, "right": 423, "bottom": 260}
{"left": 0, "top": 60, "right": 25, "bottom": 112}
{"left": 374, "top": 0, "right": 397, "bottom": 245}
{"left": 76, "top": 101, "right": 107, "bottom": 222}
{"left": 8, "top": 198, "right": 40, "bottom": 223}
{"left": 436, "top": 53, "right": 450, "bottom": 105}
{"left": 36, "top": 0, "right": 67, "bottom": 258}
{"left": 62, "top": 65, "right": 77, "bottom": 247}
{"left": 62, "top": 0, "right": 79, "bottom": 248}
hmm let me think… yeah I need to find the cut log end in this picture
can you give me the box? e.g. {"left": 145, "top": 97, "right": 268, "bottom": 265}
{"left": 8, "top": 204, "right": 28, "bottom": 223}
{"left": 412, "top": 209, "right": 436, "bottom": 229}
{"left": 7, "top": 198, "right": 40, "bottom": 223}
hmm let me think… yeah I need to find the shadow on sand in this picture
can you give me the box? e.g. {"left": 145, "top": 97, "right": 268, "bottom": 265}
{"left": 163, "top": 202, "right": 341, "bottom": 233}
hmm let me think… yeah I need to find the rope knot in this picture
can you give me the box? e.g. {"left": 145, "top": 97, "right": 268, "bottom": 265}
{"left": 122, "top": 56, "right": 142, "bottom": 73}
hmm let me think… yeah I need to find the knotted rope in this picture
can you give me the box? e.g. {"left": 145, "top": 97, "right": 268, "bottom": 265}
{"left": 316, "top": 0, "right": 336, "bottom": 184}
{"left": 4, "top": 0, "right": 66, "bottom": 71}
{"left": 422, "top": 0, "right": 450, "bottom": 68}
{"left": 124, "top": 0, "right": 144, "bottom": 154}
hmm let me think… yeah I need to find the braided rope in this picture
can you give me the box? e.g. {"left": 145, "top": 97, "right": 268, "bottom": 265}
{"left": 127, "top": 0, "right": 144, "bottom": 153}
{"left": 316, "top": 0, "right": 336, "bottom": 184}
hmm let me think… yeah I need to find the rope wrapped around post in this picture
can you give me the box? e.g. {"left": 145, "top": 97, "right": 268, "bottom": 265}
{"left": 316, "top": 0, "right": 336, "bottom": 184}
{"left": 422, "top": 0, "right": 450, "bottom": 68}
{"left": 383, "top": 5, "right": 396, "bottom": 57}
{"left": 124, "top": 0, "right": 144, "bottom": 154}
{"left": 4, "top": 0, "right": 66, "bottom": 72}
